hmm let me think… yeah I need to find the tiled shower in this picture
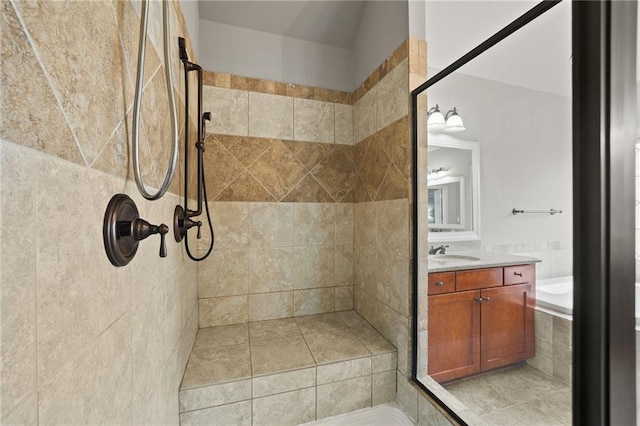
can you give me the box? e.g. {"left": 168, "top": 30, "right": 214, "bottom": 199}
{"left": 1, "top": 0, "right": 452, "bottom": 424}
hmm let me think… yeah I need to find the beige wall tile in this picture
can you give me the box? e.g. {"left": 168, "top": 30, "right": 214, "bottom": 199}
{"left": 372, "top": 370, "right": 397, "bottom": 406}
{"left": 0, "top": 6, "right": 82, "bottom": 165}
{"left": 335, "top": 104, "right": 354, "bottom": 146}
{"left": 249, "top": 92, "right": 293, "bottom": 139}
{"left": 199, "top": 296, "right": 248, "bottom": 327}
{"left": 199, "top": 249, "right": 249, "bottom": 298}
{"left": 337, "top": 310, "right": 368, "bottom": 328}
{"left": 335, "top": 203, "right": 354, "bottom": 244}
{"left": 295, "top": 312, "right": 348, "bottom": 334}
{"left": 38, "top": 315, "right": 132, "bottom": 425}
{"left": 203, "top": 86, "right": 249, "bottom": 136}
{"left": 317, "top": 376, "right": 372, "bottom": 419}
{"left": 376, "top": 59, "right": 409, "bottom": 132}
{"left": 180, "top": 400, "right": 251, "bottom": 426}
{"left": 335, "top": 286, "right": 354, "bottom": 311}
{"left": 246, "top": 203, "right": 294, "bottom": 248}
{"left": 293, "top": 203, "right": 335, "bottom": 246}
{"left": 248, "top": 248, "right": 294, "bottom": 293}
{"left": 354, "top": 88, "right": 376, "bottom": 144}
{"left": 335, "top": 244, "right": 354, "bottom": 288}
{"left": 1, "top": 392, "right": 37, "bottom": 425}
{"left": 249, "top": 291, "right": 293, "bottom": 321}
{"left": 0, "top": 142, "right": 37, "bottom": 419}
{"left": 293, "top": 245, "right": 335, "bottom": 289}
{"left": 294, "top": 98, "right": 335, "bottom": 143}
{"left": 372, "top": 352, "right": 398, "bottom": 373}
{"left": 294, "top": 288, "right": 335, "bottom": 316}
{"left": 13, "top": 0, "right": 126, "bottom": 164}
{"left": 252, "top": 368, "right": 316, "bottom": 398}
{"left": 35, "top": 155, "right": 130, "bottom": 385}
{"left": 316, "top": 357, "right": 371, "bottom": 385}
{"left": 252, "top": 387, "right": 316, "bottom": 426}
{"left": 207, "top": 202, "right": 250, "bottom": 249}
{"left": 179, "top": 379, "right": 251, "bottom": 412}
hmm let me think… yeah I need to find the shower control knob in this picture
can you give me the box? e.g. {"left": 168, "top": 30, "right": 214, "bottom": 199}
{"left": 196, "top": 221, "right": 203, "bottom": 239}
{"left": 131, "top": 218, "right": 169, "bottom": 258}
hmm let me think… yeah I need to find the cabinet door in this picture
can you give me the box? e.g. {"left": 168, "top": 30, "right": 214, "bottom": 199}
{"left": 428, "top": 290, "right": 481, "bottom": 383}
{"left": 480, "top": 283, "right": 534, "bottom": 371}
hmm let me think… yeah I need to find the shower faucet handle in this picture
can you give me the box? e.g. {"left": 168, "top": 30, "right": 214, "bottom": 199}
{"left": 131, "top": 218, "right": 169, "bottom": 258}
{"left": 196, "top": 221, "right": 203, "bottom": 239}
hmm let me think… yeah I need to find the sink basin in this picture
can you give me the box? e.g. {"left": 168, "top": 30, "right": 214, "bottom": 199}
{"left": 429, "top": 254, "right": 482, "bottom": 265}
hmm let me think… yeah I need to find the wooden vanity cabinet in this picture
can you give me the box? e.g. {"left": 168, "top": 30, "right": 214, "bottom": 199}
{"left": 428, "top": 264, "right": 535, "bottom": 383}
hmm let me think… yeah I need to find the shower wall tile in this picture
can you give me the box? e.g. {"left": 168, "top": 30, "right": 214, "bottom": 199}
{"left": 316, "top": 375, "right": 372, "bottom": 419}
{"left": 38, "top": 314, "right": 133, "bottom": 425}
{"left": 294, "top": 288, "right": 335, "bottom": 316}
{"left": 0, "top": 2, "right": 83, "bottom": 165}
{"left": 0, "top": 142, "right": 37, "bottom": 420}
{"left": 372, "top": 370, "right": 397, "bottom": 405}
{"left": 335, "top": 104, "right": 355, "bottom": 146}
{"left": 180, "top": 400, "right": 251, "bottom": 426}
{"left": 293, "top": 203, "right": 336, "bottom": 246}
{"left": 203, "top": 87, "right": 249, "bottom": 136}
{"left": 252, "top": 387, "right": 316, "bottom": 426}
{"left": 335, "top": 245, "right": 354, "bottom": 287}
{"left": 200, "top": 295, "right": 249, "bottom": 327}
{"left": 294, "top": 98, "right": 335, "bottom": 143}
{"left": 13, "top": 0, "right": 127, "bottom": 165}
{"left": 376, "top": 59, "right": 409, "bottom": 132}
{"left": 249, "top": 291, "right": 294, "bottom": 321}
{"left": 335, "top": 286, "right": 354, "bottom": 311}
{"left": 293, "top": 245, "right": 335, "bottom": 290}
{"left": 248, "top": 92, "right": 294, "bottom": 139}
{"left": 1, "top": 0, "right": 198, "bottom": 422}
{"left": 252, "top": 367, "right": 316, "bottom": 398}
{"left": 354, "top": 89, "right": 377, "bottom": 145}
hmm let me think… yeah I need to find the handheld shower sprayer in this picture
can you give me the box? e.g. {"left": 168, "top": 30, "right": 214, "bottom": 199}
{"left": 173, "top": 37, "right": 215, "bottom": 261}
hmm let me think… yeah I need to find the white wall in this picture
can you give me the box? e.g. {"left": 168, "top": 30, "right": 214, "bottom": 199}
{"left": 198, "top": 20, "right": 354, "bottom": 91}
{"left": 353, "top": 1, "right": 409, "bottom": 87}
{"left": 427, "top": 69, "right": 572, "bottom": 247}
{"left": 180, "top": 0, "right": 199, "bottom": 59}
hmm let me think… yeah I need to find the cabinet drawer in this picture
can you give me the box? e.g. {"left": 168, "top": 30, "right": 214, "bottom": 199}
{"left": 504, "top": 264, "right": 535, "bottom": 285}
{"left": 428, "top": 272, "right": 455, "bottom": 295}
{"left": 456, "top": 268, "right": 503, "bottom": 291}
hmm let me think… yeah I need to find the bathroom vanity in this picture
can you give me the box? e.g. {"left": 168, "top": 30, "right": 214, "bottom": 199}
{"left": 427, "top": 253, "right": 539, "bottom": 383}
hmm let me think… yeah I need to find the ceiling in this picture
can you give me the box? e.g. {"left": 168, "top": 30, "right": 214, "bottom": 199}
{"left": 197, "top": 0, "right": 572, "bottom": 96}
{"left": 198, "top": 1, "right": 367, "bottom": 49}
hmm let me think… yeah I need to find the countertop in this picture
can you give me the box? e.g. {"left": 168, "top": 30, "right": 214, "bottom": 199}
{"left": 428, "top": 250, "right": 541, "bottom": 273}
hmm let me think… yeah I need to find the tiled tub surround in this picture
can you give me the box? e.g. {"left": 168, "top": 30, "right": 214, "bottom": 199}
{"left": 179, "top": 311, "right": 398, "bottom": 425}
{"left": 1, "top": 0, "right": 200, "bottom": 424}
{"left": 527, "top": 309, "right": 573, "bottom": 386}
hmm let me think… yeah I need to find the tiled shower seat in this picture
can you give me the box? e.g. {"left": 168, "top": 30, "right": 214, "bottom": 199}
{"left": 179, "top": 311, "right": 398, "bottom": 426}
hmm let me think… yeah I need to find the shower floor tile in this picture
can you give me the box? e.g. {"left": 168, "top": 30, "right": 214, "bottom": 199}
{"left": 304, "top": 328, "right": 370, "bottom": 365}
{"left": 444, "top": 364, "right": 571, "bottom": 425}
{"left": 181, "top": 343, "right": 252, "bottom": 389}
{"left": 249, "top": 317, "right": 301, "bottom": 342}
{"left": 295, "top": 312, "right": 349, "bottom": 335}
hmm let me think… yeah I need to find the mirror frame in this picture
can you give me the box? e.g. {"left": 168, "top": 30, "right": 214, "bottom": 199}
{"left": 427, "top": 136, "right": 481, "bottom": 242}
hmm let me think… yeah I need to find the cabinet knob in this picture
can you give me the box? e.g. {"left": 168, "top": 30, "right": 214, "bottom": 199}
{"left": 475, "top": 297, "right": 483, "bottom": 303}
{"left": 483, "top": 296, "right": 491, "bottom": 302}
{"left": 514, "top": 272, "right": 523, "bottom": 277}
{"left": 435, "top": 281, "right": 445, "bottom": 287}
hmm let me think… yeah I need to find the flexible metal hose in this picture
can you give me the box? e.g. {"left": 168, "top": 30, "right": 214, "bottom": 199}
{"left": 131, "top": 0, "right": 179, "bottom": 200}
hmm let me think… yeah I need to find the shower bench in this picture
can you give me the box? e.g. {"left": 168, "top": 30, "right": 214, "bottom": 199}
{"left": 178, "top": 310, "right": 398, "bottom": 425}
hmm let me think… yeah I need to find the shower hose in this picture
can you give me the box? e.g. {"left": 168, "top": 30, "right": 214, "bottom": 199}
{"left": 131, "top": 0, "right": 179, "bottom": 200}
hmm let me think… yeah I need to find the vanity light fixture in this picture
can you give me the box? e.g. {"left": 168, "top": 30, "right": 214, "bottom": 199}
{"left": 427, "top": 104, "right": 446, "bottom": 131}
{"left": 444, "top": 107, "right": 466, "bottom": 133}
{"left": 427, "top": 105, "right": 466, "bottom": 133}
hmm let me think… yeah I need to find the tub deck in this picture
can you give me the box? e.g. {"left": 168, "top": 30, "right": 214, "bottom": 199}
{"left": 179, "top": 311, "right": 398, "bottom": 425}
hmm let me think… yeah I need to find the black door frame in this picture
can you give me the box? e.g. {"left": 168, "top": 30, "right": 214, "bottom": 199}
{"left": 410, "top": 1, "right": 637, "bottom": 424}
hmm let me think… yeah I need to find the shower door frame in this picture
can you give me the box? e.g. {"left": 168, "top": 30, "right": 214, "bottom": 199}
{"left": 410, "top": 1, "right": 638, "bottom": 424}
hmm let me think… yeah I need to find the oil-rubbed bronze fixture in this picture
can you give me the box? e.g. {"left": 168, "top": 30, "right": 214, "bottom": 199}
{"left": 103, "top": 194, "right": 169, "bottom": 267}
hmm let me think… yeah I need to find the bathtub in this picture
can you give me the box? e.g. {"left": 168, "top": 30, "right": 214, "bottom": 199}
{"left": 536, "top": 276, "right": 640, "bottom": 327}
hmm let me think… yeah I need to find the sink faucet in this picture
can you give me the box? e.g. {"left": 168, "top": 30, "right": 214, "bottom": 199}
{"left": 429, "top": 245, "right": 449, "bottom": 255}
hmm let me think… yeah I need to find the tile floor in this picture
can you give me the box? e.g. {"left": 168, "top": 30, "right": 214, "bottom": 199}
{"left": 444, "top": 364, "right": 571, "bottom": 425}
{"left": 179, "top": 311, "right": 398, "bottom": 425}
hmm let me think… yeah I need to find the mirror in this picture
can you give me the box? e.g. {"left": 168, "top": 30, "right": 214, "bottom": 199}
{"left": 427, "top": 136, "right": 480, "bottom": 242}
